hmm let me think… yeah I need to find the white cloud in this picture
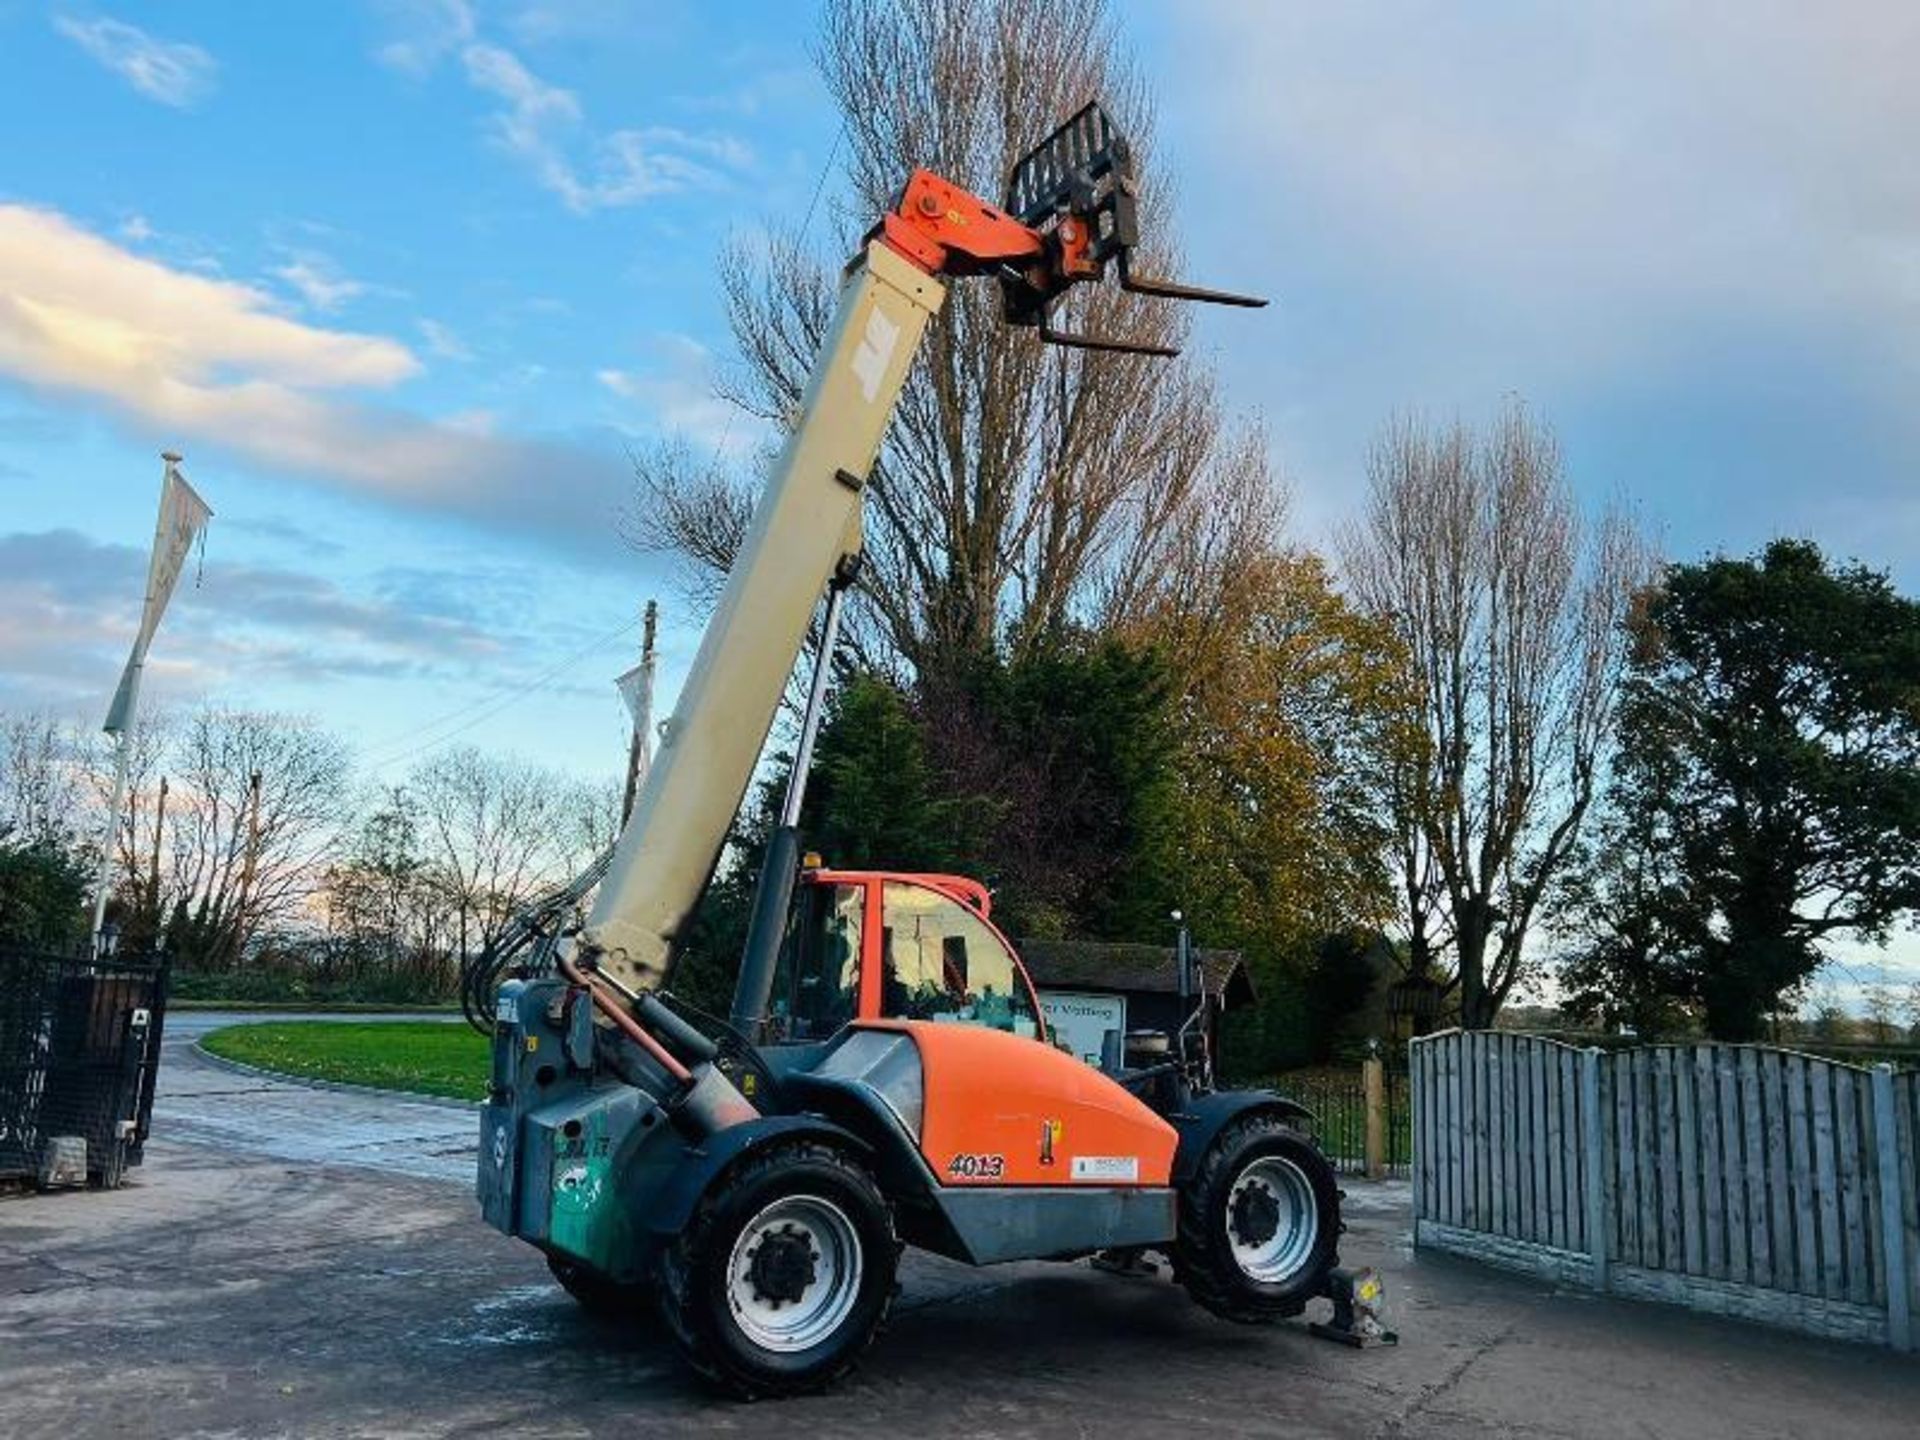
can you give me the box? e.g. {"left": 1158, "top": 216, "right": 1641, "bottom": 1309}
{"left": 1151, "top": 1, "right": 1920, "bottom": 561}
{"left": 460, "top": 43, "right": 753, "bottom": 212}
{"left": 1176, "top": 3, "right": 1920, "bottom": 374}
{"left": 0, "top": 204, "right": 629, "bottom": 557}
{"left": 373, "top": 0, "right": 475, "bottom": 77}
{"left": 0, "top": 528, "right": 506, "bottom": 714}
{"left": 419, "top": 318, "right": 473, "bottom": 361}
{"left": 597, "top": 333, "right": 755, "bottom": 456}
{"left": 272, "top": 252, "right": 370, "bottom": 313}
{"left": 53, "top": 15, "right": 217, "bottom": 109}
{"left": 375, "top": 4, "right": 750, "bottom": 212}
{"left": 118, "top": 213, "right": 154, "bottom": 244}
{"left": 0, "top": 205, "right": 413, "bottom": 389}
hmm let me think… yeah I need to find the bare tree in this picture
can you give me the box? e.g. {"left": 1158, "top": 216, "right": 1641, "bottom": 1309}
{"left": 1343, "top": 401, "right": 1650, "bottom": 1027}
{"left": 159, "top": 709, "right": 352, "bottom": 965}
{"left": 320, "top": 784, "right": 458, "bottom": 990}
{"left": 629, "top": 0, "right": 1278, "bottom": 683}
{"left": 407, "top": 748, "right": 610, "bottom": 958}
{"left": 1, "top": 709, "right": 91, "bottom": 851}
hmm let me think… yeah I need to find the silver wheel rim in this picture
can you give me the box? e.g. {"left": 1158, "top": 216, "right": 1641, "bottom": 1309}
{"left": 1226, "top": 1155, "right": 1319, "bottom": 1284}
{"left": 725, "top": 1195, "right": 864, "bottom": 1353}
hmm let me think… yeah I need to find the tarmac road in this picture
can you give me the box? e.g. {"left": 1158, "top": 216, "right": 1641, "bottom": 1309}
{"left": 2, "top": 1013, "right": 1916, "bottom": 1438}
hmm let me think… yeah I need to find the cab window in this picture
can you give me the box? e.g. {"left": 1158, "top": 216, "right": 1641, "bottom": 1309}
{"left": 879, "top": 882, "right": 1039, "bottom": 1038}
{"left": 770, "top": 883, "right": 865, "bottom": 1042}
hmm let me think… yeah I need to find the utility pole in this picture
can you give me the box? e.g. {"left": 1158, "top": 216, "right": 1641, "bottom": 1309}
{"left": 145, "top": 775, "right": 168, "bottom": 938}
{"left": 619, "top": 601, "right": 659, "bottom": 826}
{"left": 233, "top": 768, "right": 263, "bottom": 963}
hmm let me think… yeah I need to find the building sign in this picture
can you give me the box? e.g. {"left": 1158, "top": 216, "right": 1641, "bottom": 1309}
{"left": 1037, "top": 990, "right": 1127, "bottom": 1067}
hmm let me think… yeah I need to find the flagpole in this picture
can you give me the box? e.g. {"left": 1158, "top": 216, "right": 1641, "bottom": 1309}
{"left": 93, "top": 450, "right": 203, "bottom": 950}
{"left": 90, "top": 671, "right": 139, "bottom": 943}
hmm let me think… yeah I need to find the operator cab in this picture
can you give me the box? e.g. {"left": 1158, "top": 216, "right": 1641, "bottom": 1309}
{"left": 767, "top": 867, "right": 1045, "bottom": 1045}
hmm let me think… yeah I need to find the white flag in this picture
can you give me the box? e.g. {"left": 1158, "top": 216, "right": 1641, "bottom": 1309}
{"left": 615, "top": 662, "right": 650, "bottom": 725}
{"left": 104, "top": 459, "right": 213, "bottom": 734}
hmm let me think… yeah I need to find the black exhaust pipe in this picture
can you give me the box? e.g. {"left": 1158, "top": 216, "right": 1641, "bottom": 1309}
{"left": 730, "top": 824, "right": 801, "bottom": 1040}
{"left": 728, "top": 560, "right": 858, "bottom": 1042}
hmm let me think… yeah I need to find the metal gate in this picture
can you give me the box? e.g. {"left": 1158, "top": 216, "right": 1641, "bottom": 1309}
{"left": 0, "top": 947, "right": 169, "bottom": 1187}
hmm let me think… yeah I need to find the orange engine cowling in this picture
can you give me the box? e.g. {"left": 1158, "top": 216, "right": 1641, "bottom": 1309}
{"left": 863, "top": 1020, "right": 1176, "bottom": 1187}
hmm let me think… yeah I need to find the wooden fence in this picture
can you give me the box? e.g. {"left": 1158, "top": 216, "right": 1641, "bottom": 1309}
{"left": 1411, "top": 1030, "right": 1919, "bottom": 1351}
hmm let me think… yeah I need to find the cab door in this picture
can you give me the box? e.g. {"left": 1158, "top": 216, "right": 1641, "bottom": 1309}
{"left": 872, "top": 880, "right": 1043, "bottom": 1040}
{"left": 766, "top": 880, "right": 871, "bottom": 1042}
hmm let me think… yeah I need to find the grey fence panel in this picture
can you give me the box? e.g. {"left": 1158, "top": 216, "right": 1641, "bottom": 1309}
{"left": 1834, "top": 1068, "right": 1871, "bottom": 1306}
{"left": 1743, "top": 1049, "right": 1768, "bottom": 1286}
{"left": 1762, "top": 1049, "right": 1794, "bottom": 1290}
{"left": 1899, "top": 1072, "right": 1919, "bottom": 1336}
{"left": 1811, "top": 1064, "right": 1843, "bottom": 1301}
{"left": 1697, "top": 1048, "right": 1725, "bottom": 1280}
{"left": 1614, "top": 1047, "right": 1639, "bottom": 1263}
{"left": 1490, "top": 1035, "right": 1509, "bottom": 1238}
{"left": 1412, "top": 1032, "right": 1918, "bottom": 1353}
{"left": 1636, "top": 1048, "right": 1662, "bottom": 1268}
{"left": 1657, "top": 1049, "right": 1683, "bottom": 1273}
{"left": 1716, "top": 1048, "right": 1746, "bottom": 1285}
{"left": 1676, "top": 1048, "right": 1704, "bottom": 1275}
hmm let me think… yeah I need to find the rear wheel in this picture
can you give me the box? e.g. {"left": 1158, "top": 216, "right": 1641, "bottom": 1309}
{"left": 655, "top": 1140, "right": 898, "bottom": 1397}
{"left": 1175, "top": 1113, "right": 1340, "bottom": 1323}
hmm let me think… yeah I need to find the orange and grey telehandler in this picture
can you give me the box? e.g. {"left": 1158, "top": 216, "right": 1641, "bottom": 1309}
{"left": 476, "top": 105, "right": 1348, "bottom": 1395}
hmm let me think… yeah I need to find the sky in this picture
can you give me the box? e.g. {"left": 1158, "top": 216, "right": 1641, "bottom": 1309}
{"left": 2, "top": 3, "right": 1916, "bottom": 998}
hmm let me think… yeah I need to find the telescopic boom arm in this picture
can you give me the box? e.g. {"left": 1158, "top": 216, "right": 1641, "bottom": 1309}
{"left": 578, "top": 104, "right": 1263, "bottom": 999}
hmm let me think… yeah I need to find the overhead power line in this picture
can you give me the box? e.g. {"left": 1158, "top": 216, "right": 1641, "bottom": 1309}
{"left": 358, "top": 613, "right": 644, "bottom": 773}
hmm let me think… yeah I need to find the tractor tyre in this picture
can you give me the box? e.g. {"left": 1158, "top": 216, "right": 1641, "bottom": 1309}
{"left": 547, "top": 1254, "right": 651, "bottom": 1323}
{"left": 654, "top": 1139, "right": 899, "bottom": 1398}
{"left": 1174, "top": 1114, "right": 1341, "bottom": 1324}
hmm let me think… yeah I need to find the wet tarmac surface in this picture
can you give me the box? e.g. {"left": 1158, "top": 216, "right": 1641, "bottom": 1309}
{"left": 155, "top": 1011, "right": 478, "bottom": 1184}
{"left": 3, "top": 1015, "right": 1917, "bottom": 1437}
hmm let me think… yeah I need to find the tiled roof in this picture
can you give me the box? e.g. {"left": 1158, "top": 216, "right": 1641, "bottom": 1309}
{"left": 1016, "top": 939, "right": 1254, "bottom": 1010}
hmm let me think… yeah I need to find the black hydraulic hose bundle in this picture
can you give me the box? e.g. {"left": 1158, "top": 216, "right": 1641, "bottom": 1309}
{"left": 458, "top": 845, "right": 615, "bottom": 1034}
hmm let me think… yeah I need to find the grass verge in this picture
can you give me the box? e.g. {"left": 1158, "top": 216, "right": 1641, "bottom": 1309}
{"left": 199, "top": 1021, "right": 489, "bottom": 1102}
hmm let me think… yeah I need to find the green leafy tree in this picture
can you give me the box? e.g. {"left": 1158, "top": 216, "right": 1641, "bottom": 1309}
{"left": 1126, "top": 548, "right": 1408, "bottom": 1072}
{"left": 922, "top": 638, "right": 1180, "bottom": 940}
{"left": 1552, "top": 730, "right": 1700, "bottom": 1036}
{"left": 0, "top": 836, "right": 91, "bottom": 950}
{"left": 797, "top": 675, "right": 989, "bottom": 876}
{"left": 1613, "top": 539, "right": 1920, "bottom": 1040}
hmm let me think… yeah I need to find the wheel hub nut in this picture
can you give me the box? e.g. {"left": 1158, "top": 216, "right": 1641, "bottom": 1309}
{"left": 747, "top": 1223, "right": 819, "bottom": 1305}
{"left": 1231, "top": 1179, "right": 1281, "bottom": 1248}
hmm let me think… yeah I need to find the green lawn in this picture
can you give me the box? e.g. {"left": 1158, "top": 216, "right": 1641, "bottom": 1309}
{"left": 199, "top": 1021, "right": 490, "bottom": 1102}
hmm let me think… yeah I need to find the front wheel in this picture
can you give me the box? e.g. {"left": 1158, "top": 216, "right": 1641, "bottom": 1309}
{"left": 655, "top": 1140, "right": 898, "bottom": 1397}
{"left": 1175, "top": 1114, "right": 1341, "bottom": 1323}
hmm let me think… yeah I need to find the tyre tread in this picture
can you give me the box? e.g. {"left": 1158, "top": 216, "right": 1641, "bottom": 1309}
{"left": 655, "top": 1139, "right": 897, "bottom": 1397}
{"left": 1173, "top": 1114, "right": 1339, "bottom": 1324}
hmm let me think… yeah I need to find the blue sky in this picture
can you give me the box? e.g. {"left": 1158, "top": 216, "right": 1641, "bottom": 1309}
{"left": 2, "top": 2, "right": 1916, "bottom": 996}
{"left": 1, "top": 0, "right": 831, "bottom": 784}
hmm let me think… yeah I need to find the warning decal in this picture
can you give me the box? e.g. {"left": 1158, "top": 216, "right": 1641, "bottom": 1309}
{"left": 1070, "top": 1155, "right": 1139, "bottom": 1183}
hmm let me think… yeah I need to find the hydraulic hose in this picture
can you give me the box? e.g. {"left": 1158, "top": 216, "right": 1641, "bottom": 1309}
{"left": 556, "top": 952, "right": 693, "bottom": 1085}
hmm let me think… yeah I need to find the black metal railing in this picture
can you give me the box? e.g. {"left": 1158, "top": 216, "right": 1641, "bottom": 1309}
{"left": 0, "top": 946, "right": 169, "bottom": 1187}
{"left": 1275, "top": 1061, "right": 1412, "bottom": 1177}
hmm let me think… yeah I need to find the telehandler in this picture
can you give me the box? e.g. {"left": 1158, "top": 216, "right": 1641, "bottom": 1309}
{"left": 477, "top": 103, "right": 1346, "bottom": 1395}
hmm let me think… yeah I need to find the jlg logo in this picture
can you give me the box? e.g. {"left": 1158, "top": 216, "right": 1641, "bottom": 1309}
{"left": 849, "top": 305, "right": 901, "bottom": 403}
